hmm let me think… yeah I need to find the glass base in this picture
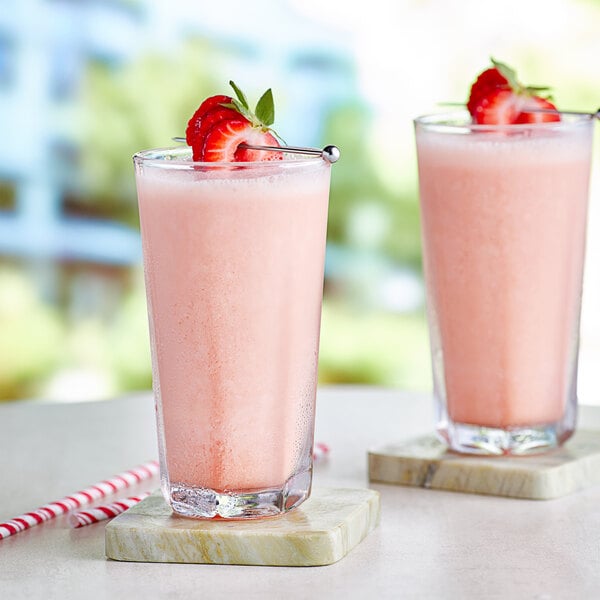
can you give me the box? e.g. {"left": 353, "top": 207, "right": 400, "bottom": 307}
{"left": 165, "top": 468, "right": 312, "bottom": 519}
{"left": 437, "top": 421, "right": 574, "bottom": 456}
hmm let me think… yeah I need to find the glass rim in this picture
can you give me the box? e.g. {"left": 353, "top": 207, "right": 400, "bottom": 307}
{"left": 413, "top": 110, "right": 594, "bottom": 133}
{"left": 133, "top": 146, "right": 329, "bottom": 170}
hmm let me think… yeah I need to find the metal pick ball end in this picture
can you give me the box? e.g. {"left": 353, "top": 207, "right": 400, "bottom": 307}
{"left": 171, "top": 137, "right": 340, "bottom": 163}
{"left": 322, "top": 145, "right": 341, "bottom": 163}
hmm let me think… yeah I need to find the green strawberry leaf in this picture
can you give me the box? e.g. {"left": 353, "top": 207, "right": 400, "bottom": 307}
{"left": 220, "top": 100, "right": 252, "bottom": 121}
{"left": 525, "top": 85, "right": 552, "bottom": 97}
{"left": 229, "top": 80, "right": 249, "bottom": 110}
{"left": 490, "top": 58, "right": 553, "bottom": 98}
{"left": 220, "top": 82, "right": 282, "bottom": 137}
{"left": 491, "top": 57, "right": 520, "bottom": 90}
{"left": 255, "top": 88, "right": 275, "bottom": 126}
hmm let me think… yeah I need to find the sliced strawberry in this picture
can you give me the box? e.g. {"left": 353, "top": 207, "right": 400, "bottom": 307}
{"left": 190, "top": 109, "right": 246, "bottom": 161}
{"left": 201, "top": 119, "right": 282, "bottom": 162}
{"left": 466, "top": 67, "right": 509, "bottom": 115}
{"left": 233, "top": 130, "right": 281, "bottom": 161}
{"left": 467, "top": 59, "right": 560, "bottom": 125}
{"left": 185, "top": 95, "right": 232, "bottom": 144}
{"left": 186, "top": 82, "right": 284, "bottom": 162}
{"left": 514, "top": 96, "right": 560, "bottom": 123}
{"left": 185, "top": 95, "right": 243, "bottom": 160}
{"left": 471, "top": 88, "right": 520, "bottom": 125}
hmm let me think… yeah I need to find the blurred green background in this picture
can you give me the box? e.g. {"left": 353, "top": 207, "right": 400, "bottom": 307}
{"left": 1, "top": 0, "right": 599, "bottom": 402}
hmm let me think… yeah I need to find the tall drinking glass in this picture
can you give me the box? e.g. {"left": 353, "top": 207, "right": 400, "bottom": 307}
{"left": 414, "top": 113, "right": 594, "bottom": 455}
{"left": 134, "top": 147, "right": 331, "bottom": 517}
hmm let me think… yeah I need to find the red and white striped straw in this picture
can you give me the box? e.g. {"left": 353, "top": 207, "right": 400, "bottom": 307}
{"left": 0, "top": 460, "right": 159, "bottom": 540}
{"left": 2, "top": 445, "right": 330, "bottom": 538}
{"left": 69, "top": 493, "right": 151, "bottom": 528}
{"left": 313, "top": 442, "right": 330, "bottom": 462}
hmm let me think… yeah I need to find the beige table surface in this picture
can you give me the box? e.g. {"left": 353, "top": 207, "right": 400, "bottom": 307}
{"left": 2, "top": 386, "right": 600, "bottom": 599}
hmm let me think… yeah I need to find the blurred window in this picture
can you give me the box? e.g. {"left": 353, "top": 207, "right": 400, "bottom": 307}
{"left": 0, "top": 32, "right": 15, "bottom": 88}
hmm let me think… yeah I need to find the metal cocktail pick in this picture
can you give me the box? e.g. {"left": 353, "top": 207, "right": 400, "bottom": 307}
{"left": 523, "top": 107, "right": 600, "bottom": 119}
{"left": 171, "top": 137, "right": 340, "bottom": 163}
{"left": 439, "top": 103, "right": 600, "bottom": 120}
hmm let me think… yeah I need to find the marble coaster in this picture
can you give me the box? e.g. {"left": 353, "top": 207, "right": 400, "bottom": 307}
{"left": 368, "top": 429, "right": 600, "bottom": 500}
{"left": 105, "top": 487, "right": 380, "bottom": 566}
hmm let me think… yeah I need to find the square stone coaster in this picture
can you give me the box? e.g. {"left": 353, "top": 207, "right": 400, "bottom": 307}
{"left": 105, "top": 487, "right": 380, "bottom": 566}
{"left": 368, "top": 429, "right": 600, "bottom": 500}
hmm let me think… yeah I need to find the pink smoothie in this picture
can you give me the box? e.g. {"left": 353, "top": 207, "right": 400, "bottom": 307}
{"left": 136, "top": 158, "right": 330, "bottom": 492}
{"left": 416, "top": 122, "right": 592, "bottom": 429}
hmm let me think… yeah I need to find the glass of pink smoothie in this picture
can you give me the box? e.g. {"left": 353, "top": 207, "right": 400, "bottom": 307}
{"left": 134, "top": 147, "right": 331, "bottom": 517}
{"left": 414, "top": 112, "right": 594, "bottom": 455}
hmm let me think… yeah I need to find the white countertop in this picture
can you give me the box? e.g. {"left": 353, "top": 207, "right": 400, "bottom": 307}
{"left": 2, "top": 387, "right": 600, "bottom": 599}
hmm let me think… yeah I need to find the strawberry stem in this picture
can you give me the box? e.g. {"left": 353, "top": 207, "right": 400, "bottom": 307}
{"left": 222, "top": 82, "right": 281, "bottom": 136}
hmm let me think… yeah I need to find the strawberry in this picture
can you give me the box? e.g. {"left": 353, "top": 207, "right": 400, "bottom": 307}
{"left": 185, "top": 95, "right": 241, "bottom": 160}
{"left": 466, "top": 67, "right": 509, "bottom": 115}
{"left": 201, "top": 119, "right": 281, "bottom": 162}
{"left": 515, "top": 96, "right": 560, "bottom": 123}
{"left": 467, "top": 59, "right": 560, "bottom": 125}
{"left": 471, "top": 88, "right": 520, "bottom": 125}
{"left": 186, "top": 81, "right": 283, "bottom": 162}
